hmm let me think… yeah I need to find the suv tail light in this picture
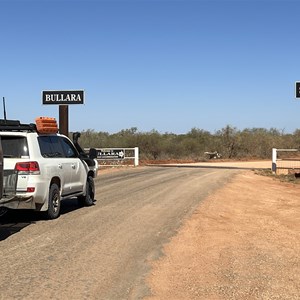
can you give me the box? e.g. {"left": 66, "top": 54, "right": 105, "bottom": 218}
{"left": 15, "top": 161, "right": 40, "bottom": 175}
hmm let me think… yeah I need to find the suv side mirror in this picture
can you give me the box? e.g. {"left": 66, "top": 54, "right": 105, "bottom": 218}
{"left": 89, "top": 148, "right": 97, "bottom": 160}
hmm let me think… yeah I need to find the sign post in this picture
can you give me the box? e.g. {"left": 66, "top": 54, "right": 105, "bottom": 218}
{"left": 42, "top": 90, "right": 84, "bottom": 136}
{"left": 59, "top": 105, "right": 69, "bottom": 136}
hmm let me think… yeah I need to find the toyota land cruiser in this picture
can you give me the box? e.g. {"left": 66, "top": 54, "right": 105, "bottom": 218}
{"left": 0, "top": 117, "right": 98, "bottom": 219}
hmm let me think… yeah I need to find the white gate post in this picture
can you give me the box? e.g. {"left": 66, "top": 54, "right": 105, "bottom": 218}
{"left": 272, "top": 148, "right": 277, "bottom": 174}
{"left": 134, "top": 147, "right": 139, "bottom": 167}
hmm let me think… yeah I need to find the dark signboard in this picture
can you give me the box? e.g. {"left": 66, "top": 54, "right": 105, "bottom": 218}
{"left": 97, "top": 149, "right": 125, "bottom": 159}
{"left": 296, "top": 82, "right": 300, "bottom": 98}
{"left": 42, "top": 90, "right": 84, "bottom": 105}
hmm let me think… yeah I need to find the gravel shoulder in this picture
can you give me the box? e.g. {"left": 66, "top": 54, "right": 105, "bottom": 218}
{"left": 145, "top": 169, "right": 300, "bottom": 299}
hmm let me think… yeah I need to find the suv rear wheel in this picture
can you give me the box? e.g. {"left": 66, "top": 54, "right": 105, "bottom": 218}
{"left": 46, "top": 183, "right": 61, "bottom": 219}
{"left": 78, "top": 176, "right": 94, "bottom": 207}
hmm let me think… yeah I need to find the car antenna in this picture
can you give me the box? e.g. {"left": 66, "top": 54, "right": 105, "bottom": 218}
{"left": 2, "top": 97, "right": 7, "bottom": 122}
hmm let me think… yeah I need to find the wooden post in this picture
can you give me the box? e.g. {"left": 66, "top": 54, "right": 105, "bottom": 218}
{"left": 272, "top": 148, "right": 277, "bottom": 174}
{"left": 59, "top": 105, "right": 69, "bottom": 136}
{"left": 134, "top": 147, "right": 139, "bottom": 166}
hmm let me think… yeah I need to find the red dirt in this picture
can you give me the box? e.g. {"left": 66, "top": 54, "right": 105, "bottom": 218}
{"left": 145, "top": 170, "right": 300, "bottom": 299}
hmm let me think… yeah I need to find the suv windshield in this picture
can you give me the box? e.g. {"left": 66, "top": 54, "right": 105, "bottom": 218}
{"left": 1, "top": 136, "right": 29, "bottom": 158}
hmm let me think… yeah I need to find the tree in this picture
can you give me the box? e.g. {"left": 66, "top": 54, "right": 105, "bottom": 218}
{"left": 216, "top": 125, "right": 239, "bottom": 158}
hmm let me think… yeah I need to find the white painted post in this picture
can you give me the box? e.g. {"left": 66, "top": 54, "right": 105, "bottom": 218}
{"left": 272, "top": 148, "right": 277, "bottom": 174}
{"left": 134, "top": 147, "right": 139, "bottom": 166}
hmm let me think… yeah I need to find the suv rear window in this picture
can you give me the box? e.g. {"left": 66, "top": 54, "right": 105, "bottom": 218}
{"left": 38, "top": 136, "right": 78, "bottom": 158}
{"left": 38, "top": 136, "right": 65, "bottom": 158}
{"left": 1, "top": 136, "right": 29, "bottom": 158}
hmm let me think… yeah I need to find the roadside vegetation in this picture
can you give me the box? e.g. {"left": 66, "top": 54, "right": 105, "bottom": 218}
{"left": 76, "top": 125, "right": 300, "bottom": 161}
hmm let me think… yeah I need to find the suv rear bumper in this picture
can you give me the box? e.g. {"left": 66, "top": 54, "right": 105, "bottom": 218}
{"left": 0, "top": 195, "right": 35, "bottom": 210}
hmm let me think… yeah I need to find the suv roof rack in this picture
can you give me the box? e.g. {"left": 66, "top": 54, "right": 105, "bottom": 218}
{"left": 0, "top": 119, "right": 37, "bottom": 132}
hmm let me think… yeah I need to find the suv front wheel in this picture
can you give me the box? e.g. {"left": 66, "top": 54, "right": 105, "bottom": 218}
{"left": 78, "top": 176, "right": 95, "bottom": 207}
{"left": 46, "top": 183, "right": 61, "bottom": 219}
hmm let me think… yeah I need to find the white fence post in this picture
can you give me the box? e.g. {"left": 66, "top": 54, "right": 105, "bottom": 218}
{"left": 134, "top": 147, "right": 139, "bottom": 167}
{"left": 272, "top": 148, "right": 277, "bottom": 174}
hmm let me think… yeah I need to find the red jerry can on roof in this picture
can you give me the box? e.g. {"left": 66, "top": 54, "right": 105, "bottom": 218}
{"left": 35, "top": 117, "right": 58, "bottom": 134}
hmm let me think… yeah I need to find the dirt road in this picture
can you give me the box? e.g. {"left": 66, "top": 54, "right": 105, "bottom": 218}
{"left": 0, "top": 166, "right": 238, "bottom": 300}
{"left": 146, "top": 169, "right": 300, "bottom": 299}
{"left": 1, "top": 163, "right": 298, "bottom": 300}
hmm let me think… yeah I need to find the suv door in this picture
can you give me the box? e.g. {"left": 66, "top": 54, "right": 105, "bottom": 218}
{"left": 38, "top": 135, "right": 73, "bottom": 196}
{"left": 59, "top": 136, "right": 86, "bottom": 194}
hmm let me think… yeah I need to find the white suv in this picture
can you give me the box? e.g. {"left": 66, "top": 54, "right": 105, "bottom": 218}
{"left": 0, "top": 118, "right": 98, "bottom": 219}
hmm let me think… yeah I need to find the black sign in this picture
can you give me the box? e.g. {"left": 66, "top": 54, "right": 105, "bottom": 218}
{"left": 42, "top": 90, "right": 84, "bottom": 105}
{"left": 296, "top": 82, "right": 300, "bottom": 98}
{"left": 97, "top": 149, "right": 125, "bottom": 159}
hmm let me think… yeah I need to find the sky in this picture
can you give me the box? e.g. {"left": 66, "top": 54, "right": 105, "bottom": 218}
{"left": 1, "top": 0, "right": 300, "bottom": 134}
